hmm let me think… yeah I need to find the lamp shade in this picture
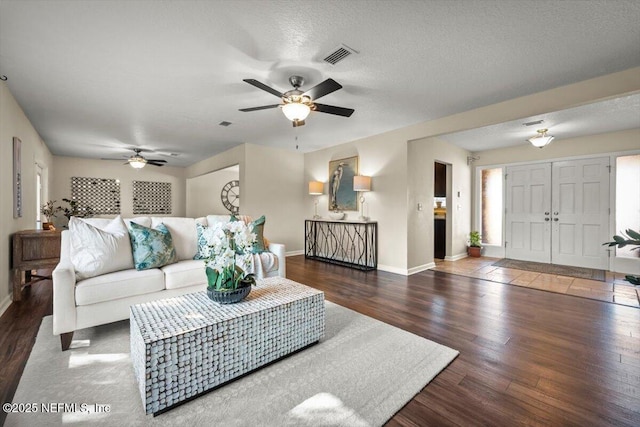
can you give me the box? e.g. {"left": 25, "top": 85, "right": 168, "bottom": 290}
{"left": 282, "top": 102, "right": 311, "bottom": 121}
{"left": 528, "top": 129, "right": 554, "bottom": 148}
{"left": 308, "top": 181, "right": 323, "bottom": 195}
{"left": 353, "top": 175, "right": 371, "bottom": 192}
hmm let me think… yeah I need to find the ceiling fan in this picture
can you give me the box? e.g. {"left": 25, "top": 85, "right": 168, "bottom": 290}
{"left": 102, "top": 148, "right": 168, "bottom": 169}
{"left": 239, "top": 75, "right": 355, "bottom": 127}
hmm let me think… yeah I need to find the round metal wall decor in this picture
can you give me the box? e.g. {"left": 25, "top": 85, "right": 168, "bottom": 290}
{"left": 221, "top": 180, "right": 240, "bottom": 214}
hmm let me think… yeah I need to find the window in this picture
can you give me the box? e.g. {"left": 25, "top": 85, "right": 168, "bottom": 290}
{"left": 616, "top": 154, "right": 640, "bottom": 259}
{"left": 480, "top": 168, "right": 503, "bottom": 245}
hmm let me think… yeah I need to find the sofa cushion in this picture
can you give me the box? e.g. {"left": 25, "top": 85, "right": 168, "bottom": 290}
{"left": 69, "top": 216, "right": 134, "bottom": 280}
{"left": 151, "top": 217, "right": 197, "bottom": 261}
{"left": 128, "top": 222, "right": 177, "bottom": 270}
{"left": 75, "top": 268, "right": 165, "bottom": 306}
{"left": 162, "top": 260, "right": 206, "bottom": 290}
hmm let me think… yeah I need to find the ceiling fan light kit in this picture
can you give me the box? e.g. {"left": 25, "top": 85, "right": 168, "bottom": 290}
{"left": 128, "top": 156, "right": 147, "bottom": 169}
{"left": 103, "top": 148, "right": 168, "bottom": 168}
{"left": 240, "top": 75, "right": 354, "bottom": 127}
{"left": 528, "top": 128, "right": 555, "bottom": 148}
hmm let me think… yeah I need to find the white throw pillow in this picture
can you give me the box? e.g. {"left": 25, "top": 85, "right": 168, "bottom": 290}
{"left": 69, "top": 216, "right": 135, "bottom": 280}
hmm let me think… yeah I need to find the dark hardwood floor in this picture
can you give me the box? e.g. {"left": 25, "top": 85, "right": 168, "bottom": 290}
{"left": 1, "top": 257, "right": 639, "bottom": 426}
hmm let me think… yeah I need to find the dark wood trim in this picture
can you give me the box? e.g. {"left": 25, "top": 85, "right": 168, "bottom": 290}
{"left": 1, "top": 259, "right": 638, "bottom": 426}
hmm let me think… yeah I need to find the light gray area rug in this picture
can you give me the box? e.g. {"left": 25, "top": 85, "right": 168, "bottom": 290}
{"left": 6, "top": 302, "right": 458, "bottom": 427}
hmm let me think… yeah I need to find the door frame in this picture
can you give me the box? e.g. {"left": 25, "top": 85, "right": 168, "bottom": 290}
{"left": 473, "top": 149, "right": 640, "bottom": 272}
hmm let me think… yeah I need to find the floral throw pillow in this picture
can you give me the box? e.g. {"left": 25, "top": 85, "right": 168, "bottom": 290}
{"left": 128, "top": 222, "right": 177, "bottom": 270}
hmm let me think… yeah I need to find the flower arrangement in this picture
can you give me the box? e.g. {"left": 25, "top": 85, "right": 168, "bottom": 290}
{"left": 203, "top": 220, "right": 257, "bottom": 292}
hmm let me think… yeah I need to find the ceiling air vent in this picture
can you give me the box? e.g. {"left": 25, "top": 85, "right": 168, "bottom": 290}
{"left": 219, "top": 121, "right": 232, "bottom": 127}
{"left": 323, "top": 44, "right": 358, "bottom": 65}
{"left": 523, "top": 119, "right": 544, "bottom": 127}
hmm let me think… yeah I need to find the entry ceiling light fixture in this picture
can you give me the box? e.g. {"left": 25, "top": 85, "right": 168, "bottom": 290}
{"left": 528, "top": 128, "right": 555, "bottom": 148}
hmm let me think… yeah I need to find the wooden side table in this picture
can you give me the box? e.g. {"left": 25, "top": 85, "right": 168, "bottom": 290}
{"left": 12, "top": 229, "right": 61, "bottom": 301}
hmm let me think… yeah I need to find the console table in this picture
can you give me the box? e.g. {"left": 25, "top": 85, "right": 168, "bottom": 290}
{"left": 305, "top": 219, "right": 377, "bottom": 270}
{"left": 12, "top": 229, "right": 61, "bottom": 301}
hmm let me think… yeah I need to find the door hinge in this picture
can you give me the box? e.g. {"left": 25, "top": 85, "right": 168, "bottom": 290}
{"left": 606, "top": 165, "right": 612, "bottom": 173}
{"left": 504, "top": 241, "right": 508, "bottom": 248}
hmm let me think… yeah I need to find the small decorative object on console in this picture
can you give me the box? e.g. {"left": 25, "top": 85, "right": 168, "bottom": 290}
{"left": 328, "top": 211, "right": 345, "bottom": 220}
{"left": 203, "top": 220, "right": 257, "bottom": 303}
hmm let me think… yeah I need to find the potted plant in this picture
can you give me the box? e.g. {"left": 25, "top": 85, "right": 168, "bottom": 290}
{"left": 40, "top": 200, "right": 62, "bottom": 230}
{"left": 468, "top": 231, "right": 482, "bottom": 257}
{"left": 603, "top": 229, "right": 640, "bottom": 285}
{"left": 61, "top": 198, "right": 94, "bottom": 219}
{"left": 203, "top": 220, "right": 257, "bottom": 303}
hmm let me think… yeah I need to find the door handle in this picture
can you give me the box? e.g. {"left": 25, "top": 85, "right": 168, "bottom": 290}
{"left": 553, "top": 218, "right": 559, "bottom": 222}
{"left": 553, "top": 212, "right": 559, "bottom": 215}
{"left": 544, "top": 212, "right": 550, "bottom": 215}
{"left": 545, "top": 218, "right": 550, "bottom": 221}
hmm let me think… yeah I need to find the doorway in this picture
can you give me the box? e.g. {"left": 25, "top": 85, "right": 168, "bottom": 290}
{"left": 434, "top": 162, "right": 447, "bottom": 259}
{"left": 505, "top": 157, "right": 610, "bottom": 269}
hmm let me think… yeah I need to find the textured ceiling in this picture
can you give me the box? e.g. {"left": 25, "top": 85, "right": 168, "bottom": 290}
{"left": 441, "top": 93, "right": 640, "bottom": 151}
{"left": 1, "top": 0, "right": 639, "bottom": 166}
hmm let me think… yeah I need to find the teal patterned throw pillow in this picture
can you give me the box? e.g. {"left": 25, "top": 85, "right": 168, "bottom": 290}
{"left": 128, "top": 222, "right": 177, "bottom": 270}
{"left": 250, "top": 215, "right": 268, "bottom": 254}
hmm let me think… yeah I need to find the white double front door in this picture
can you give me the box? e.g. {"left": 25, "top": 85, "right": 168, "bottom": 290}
{"left": 505, "top": 157, "right": 610, "bottom": 269}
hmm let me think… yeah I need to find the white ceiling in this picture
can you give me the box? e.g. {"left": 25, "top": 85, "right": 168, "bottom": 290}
{"left": 1, "top": 0, "right": 639, "bottom": 167}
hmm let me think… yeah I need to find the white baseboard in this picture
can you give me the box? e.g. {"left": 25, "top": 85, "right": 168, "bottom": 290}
{"left": 378, "top": 263, "right": 437, "bottom": 276}
{"left": 407, "top": 263, "right": 436, "bottom": 275}
{"left": 444, "top": 253, "right": 468, "bottom": 261}
{"left": 0, "top": 294, "right": 12, "bottom": 318}
{"left": 286, "top": 250, "right": 304, "bottom": 257}
{"left": 377, "top": 264, "right": 409, "bottom": 275}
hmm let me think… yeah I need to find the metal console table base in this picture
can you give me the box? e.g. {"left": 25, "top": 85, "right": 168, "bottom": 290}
{"left": 305, "top": 219, "right": 377, "bottom": 271}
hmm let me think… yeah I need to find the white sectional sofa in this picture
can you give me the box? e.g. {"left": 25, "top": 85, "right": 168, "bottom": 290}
{"left": 52, "top": 215, "right": 285, "bottom": 350}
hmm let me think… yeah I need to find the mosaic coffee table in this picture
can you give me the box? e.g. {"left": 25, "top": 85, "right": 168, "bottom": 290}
{"left": 130, "top": 277, "right": 325, "bottom": 415}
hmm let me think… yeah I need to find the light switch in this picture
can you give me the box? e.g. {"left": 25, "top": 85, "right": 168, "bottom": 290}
{"left": 417, "top": 203, "right": 423, "bottom": 211}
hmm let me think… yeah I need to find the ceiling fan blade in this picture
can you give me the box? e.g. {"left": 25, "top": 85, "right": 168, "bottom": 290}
{"left": 303, "top": 79, "right": 342, "bottom": 100}
{"left": 243, "top": 79, "right": 283, "bottom": 98}
{"left": 313, "top": 103, "right": 355, "bottom": 117}
{"left": 147, "top": 161, "right": 165, "bottom": 167}
{"left": 145, "top": 159, "right": 167, "bottom": 163}
{"left": 239, "top": 104, "right": 281, "bottom": 112}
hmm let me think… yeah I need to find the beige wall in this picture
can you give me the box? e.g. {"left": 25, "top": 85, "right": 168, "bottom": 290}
{"left": 0, "top": 82, "right": 53, "bottom": 305}
{"left": 300, "top": 69, "right": 640, "bottom": 274}
{"left": 51, "top": 156, "right": 186, "bottom": 224}
{"left": 407, "top": 137, "right": 471, "bottom": 270}
{"left": 243, "top": 144, "right": 305, "bottom": 253}
{"left": 304, "top": 130, "right": 409, "bottom": 272}
{"left": 186, "top": 144, "right": 305, "bottom": 254}
{"left": 186, "top": 166, "right": 239, "bottom": 217}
